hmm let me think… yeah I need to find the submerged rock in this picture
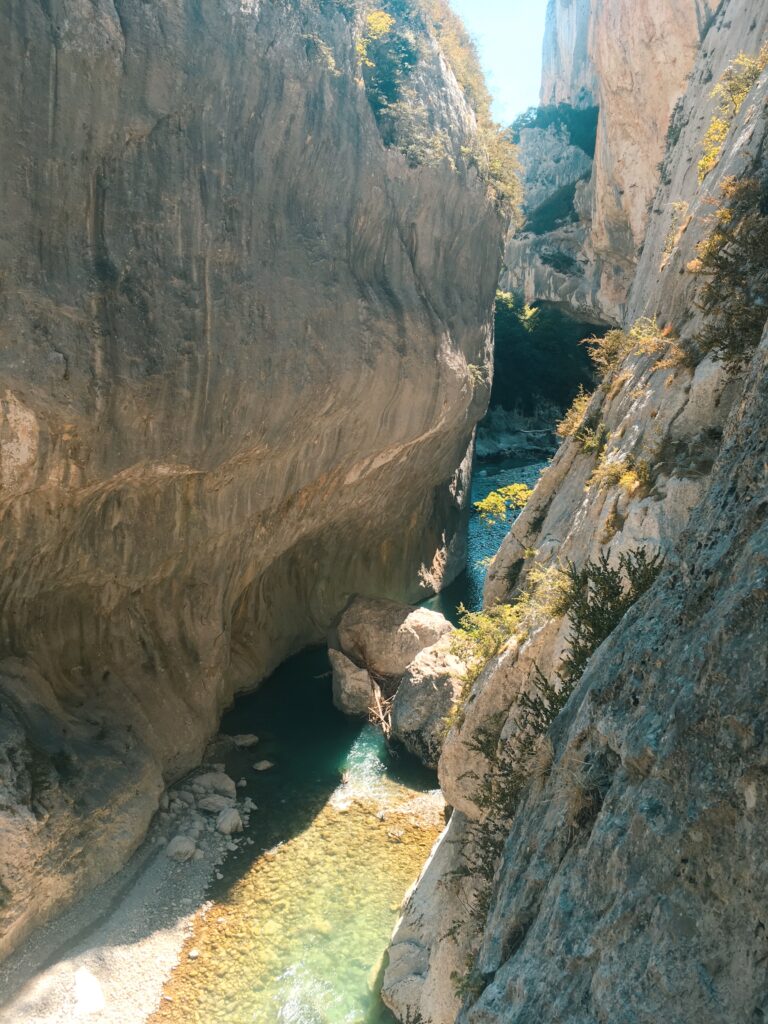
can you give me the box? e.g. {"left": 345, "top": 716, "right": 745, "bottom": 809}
{"left": 166, "top": 837, "right": 196, "bottom": 863}
{"left": 194, "top": 773, "right": 237, "bottom": 799}
{"left": 197, "top": 795, "right": 234, "bottom": 815}
{"left": 336, "top": 597, "right": 453, "bottom": 679}
{"left": 390, "top": 636, "right": 466, "bottom": 769}
{"left": 329, "top": 649, "right": 375, "bottom": 717}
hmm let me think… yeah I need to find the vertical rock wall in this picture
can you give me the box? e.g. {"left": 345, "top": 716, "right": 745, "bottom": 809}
{"left": 385, "top": 1, "right": 768, "bottom": 1021}
{"left": 0, "top": 0, "right": 504, "bottom": 958}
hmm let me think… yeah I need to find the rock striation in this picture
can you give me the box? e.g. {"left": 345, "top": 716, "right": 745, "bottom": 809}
{"left": 385, "top": 1, "right": 768, "bottom": 1021}
{"left": 0, "top": 0, "right": 503, "bottom": 957}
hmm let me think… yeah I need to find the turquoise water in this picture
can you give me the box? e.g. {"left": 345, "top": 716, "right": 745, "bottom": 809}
{"left": 151, "top": 458, "right": 548, "bottom": 1024}
{"left": 427, "top": 455, "right": 549, "bottom": 618}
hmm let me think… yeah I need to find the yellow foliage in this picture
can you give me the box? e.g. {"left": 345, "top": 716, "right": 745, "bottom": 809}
{"left": 474, "top": 483, "right": 533, "bottom": 526}
{"left": 356, "top": 10, "right": 395, "bottom": 66}
{"left": 698, "top": 43, "right": 768, "bottom": 182}
{"left": 556, "top": 385, "right": 592, "bottom": 439}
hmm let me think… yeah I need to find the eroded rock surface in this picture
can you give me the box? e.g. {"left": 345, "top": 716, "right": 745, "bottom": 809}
{"left": 385, "top": 2, "right": 768, "bottom": 1021}
{"left": 0, "top": 0, "right": 502, "bottom": 957}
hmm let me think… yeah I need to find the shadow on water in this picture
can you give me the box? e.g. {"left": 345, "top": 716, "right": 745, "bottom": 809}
{"left": 210, "top": 646, "right": 437, "bottom": 902}
{"left": 146, "top": 646, "right": 439, "bottom": 1024}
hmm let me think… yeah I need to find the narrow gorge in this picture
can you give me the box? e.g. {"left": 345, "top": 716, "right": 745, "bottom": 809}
{"left": 0, "top": 0, "right": 766, "bottom": 1022}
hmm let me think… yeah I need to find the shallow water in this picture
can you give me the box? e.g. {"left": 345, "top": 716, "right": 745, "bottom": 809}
{"left": 150, "top": 650, "right": 442, "bottom": 1024}
{"left": 150, "top": 457, "right": 547, "bottom": 1024}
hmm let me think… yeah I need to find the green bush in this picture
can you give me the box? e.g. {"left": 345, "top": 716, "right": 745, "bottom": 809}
{"left": 691, "top": 175, "right": 768, "bottom": 372}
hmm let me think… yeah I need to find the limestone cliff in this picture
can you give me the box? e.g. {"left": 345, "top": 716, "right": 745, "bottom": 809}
{"left": 385, "top": 1, "right": 768, "bottom": 1020}
{"left": 504, "top": 0, "right": 717, "bottom": 324}
{"left": 0, "top": 0, "right": 503, "bottom": 957}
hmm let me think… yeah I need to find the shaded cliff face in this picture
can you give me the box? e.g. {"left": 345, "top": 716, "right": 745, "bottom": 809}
{"left": 385, "top": 1, "right": 768, "bottom": 1021}
{"left": 0, "top": 0, "right": 503, "bottom": 957}
{"left": 504, "top": 0, "right": 717, "bottom": 324}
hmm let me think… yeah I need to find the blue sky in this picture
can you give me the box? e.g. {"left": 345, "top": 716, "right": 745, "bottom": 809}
{"left": 449, "top": 0, "right": 550, "bottom": 125}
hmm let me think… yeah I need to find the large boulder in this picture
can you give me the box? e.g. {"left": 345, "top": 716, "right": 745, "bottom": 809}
{"left": 336, "top": 598, "right": 452, "bottom": 679}
{"left": 390, "top": 636, "right": 467, "bottom": 768}
{"left": 329, "top": 649, "right": 375, "bottom": 717}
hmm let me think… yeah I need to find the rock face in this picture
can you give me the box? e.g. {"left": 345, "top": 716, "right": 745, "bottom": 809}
{"left": 390, "top": 635, "right": 466, "bottom": 769}
{"left": 329, "top": 648, "right": 374, "bottom": 717}
{"left": 0, "top": 0, "right": 503, "bottom": 958}
{"left": 385, "top": 2, "right": 768, "bottom": 1021}
{"left": 504, "top": 0, "right": 717, "bottom": 324}
{"left": 335, "top": 597, "right": 453, "bottom": 679}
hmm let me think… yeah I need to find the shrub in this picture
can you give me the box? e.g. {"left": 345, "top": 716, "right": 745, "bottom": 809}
{"left": 582, "top": 317, "right": 676, "bottom": 380}
{"left": 556, "top": 385, "right": 592, "bottom": 439}
{"left": 587, "top": 452, "right": 652, "bottom": 494}
{"left": 576, "top": 417, "right": 608, "bottom": 457}
{"left": 698, "top": 44, "right": 768, "bottom": 182}
{"left": 692, "top": 175, "right": 768, "bottom": 372}
{"left": 553, "top": 548, "right": 664, "bottom": 687}
{"left": 474, "top": 483, "right": 533, "bottom": 526}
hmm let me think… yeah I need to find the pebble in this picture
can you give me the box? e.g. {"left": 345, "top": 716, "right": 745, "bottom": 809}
{"left": 188, "top": 948, "right": 200, "bottom": 960}
{"left": 253, "top": 760, "right": 275, "bottom": 772}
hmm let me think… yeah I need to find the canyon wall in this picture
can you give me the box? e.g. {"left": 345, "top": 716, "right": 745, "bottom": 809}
{"left": 0, "top": 0, "right": 503, "bottom": 957}
{"left": 385, "top": 0, "right": 768, "bottom": 1020}
{"left": 504, "top": 0, "right": 717, "bottom": 324}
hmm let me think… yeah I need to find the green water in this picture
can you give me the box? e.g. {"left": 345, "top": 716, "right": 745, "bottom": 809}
{"left": 151, "top": 650, "right": 442, "bottom": 1024}
{"left": 152, "top": 458, "right": 548, "bottom": 1024}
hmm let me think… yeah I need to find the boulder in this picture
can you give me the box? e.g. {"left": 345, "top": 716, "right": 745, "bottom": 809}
{"left": 197, "top": 794, "right": 234, "bottom": 814}
{"left": 216, "top": 808, "right": 243, "bottom": 835}
{"left": 166, "top": 836, "right": 196, "bottom": 862}
{"left": 336, "top": 597, "right": 452, "bottom": 678}
{"left": 194, "top": 772, "right": 237, "bottom": 799}
{"left": 232, "top": 734, "right": 259, "bottom": 748}
{"left": 390, "top": 635, "right": 466, "bottom": 768}
{"left": 253, "top": 760, "right": 275, "bottom": 772}
{"left": 329, "top": 649, "right": 375, "bottom": 716}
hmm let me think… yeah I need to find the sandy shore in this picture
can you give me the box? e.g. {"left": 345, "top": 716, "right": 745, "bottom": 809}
{"left": 0, "top": 765, "right": 247, "bottom": 1024}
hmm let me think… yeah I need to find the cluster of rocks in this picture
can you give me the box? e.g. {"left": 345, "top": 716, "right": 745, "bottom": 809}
{"left": 158, "top": 741, "right": 266, "bottom": 866}
{"left": 328, "top": 597, "right": 466, "bottom": 768}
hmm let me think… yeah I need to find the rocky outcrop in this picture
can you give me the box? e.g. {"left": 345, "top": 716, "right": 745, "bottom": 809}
{"left": 335, "top": 597, "right": 453, "bottom": 680}
{"left": 504, "top": 0, "right": 718, "bottom": 324}
{"left": 390, "top": 635, "right": 466, "bottom": 768}
{"left": 0, "top": 0, "right": 503, "bottom": 957}
{"left": 329, "top": 649, "right": 375, "bottom": 717}
{"left": 385, "top": 2, "right": 768, "bottom": 1021}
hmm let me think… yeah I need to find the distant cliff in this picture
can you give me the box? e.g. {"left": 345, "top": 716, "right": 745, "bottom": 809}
{"left": 0, "top": 0, "right": 504, "bottom": 958}
{"left": 504, "top": 0, "right": 718, "bottom": 324}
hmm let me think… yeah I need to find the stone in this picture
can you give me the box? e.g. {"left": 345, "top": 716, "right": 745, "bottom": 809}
{"left": 194, "top": 773, "right": 237, "bottom": 799}
{"left": 336, "top": 597, "right": 453, "bottom": 679}
{"left": 197, "top": 795, "right": 234, "bottom": 814}
{"left": 329, "top": 649, "right": 375, "bottom": 717}
{"left": 176, "top": 790, "right": 195, "bottom": 807}
{"left": 253, "top": 761, "right": 275, "bottom": 773}
{"left": 216, "top": 809, "right": 243, "bottom": 836}
{"left": 165, "top": 836, "right": 196, "bottom": 863}
{"left": 187, "top": 948, "right": 199, "bottom": 961}
{"left": 390, "top": 636, "right": 467, "bottom": 769}
{"left": 231, "top": 734, "right": 259, "bottom": 748}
